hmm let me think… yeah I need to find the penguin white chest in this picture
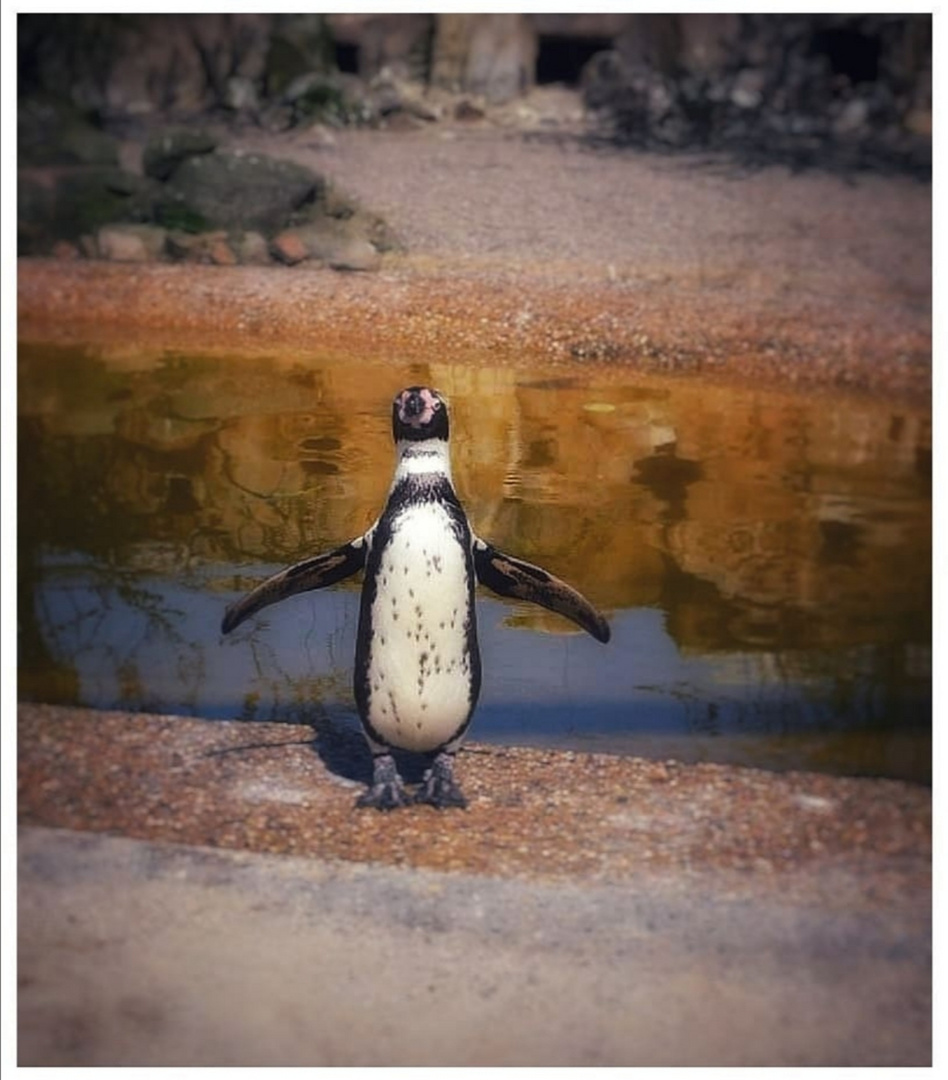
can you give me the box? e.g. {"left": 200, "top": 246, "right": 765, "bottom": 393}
{"left": 365, "top": 502, "right": 476, "bottom": 753}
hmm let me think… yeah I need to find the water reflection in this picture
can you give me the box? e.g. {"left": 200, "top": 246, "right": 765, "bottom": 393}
{"left": 18, "top": 341, "right": 931, "bottom": 782}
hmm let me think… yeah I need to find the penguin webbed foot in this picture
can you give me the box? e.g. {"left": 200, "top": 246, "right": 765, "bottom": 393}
{"left": 356, "top": 753, "right": 411, "bottom": 811}
{"left": 414, "top": 751, "right": 468, "bottom": 810}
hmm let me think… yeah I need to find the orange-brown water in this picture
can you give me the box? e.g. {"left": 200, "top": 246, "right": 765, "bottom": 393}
{"left": 18, "top": 340, "right": 931, "bottom": 781}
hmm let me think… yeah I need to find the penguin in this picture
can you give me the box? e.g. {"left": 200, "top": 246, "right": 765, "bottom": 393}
{"left": 222, "top": 386, "right": 610, "bottom": 810}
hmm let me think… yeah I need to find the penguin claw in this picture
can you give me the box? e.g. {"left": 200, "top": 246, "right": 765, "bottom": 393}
{"left": 414, "top": 753, "right": 468, "bottom": 809}
{"left": 357, "top": 753, "right": 411, "bottom": 811}
{"left": 356, "top": 782, "right": 411, "bottom": 811}
{"left": 413, "top": 782, "right": 467, "bottom": 810}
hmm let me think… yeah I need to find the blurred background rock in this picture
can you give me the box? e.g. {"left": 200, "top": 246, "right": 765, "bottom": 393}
{"left": 16, "top": 14, "right": 931, "bottom": 262}
{"left": 18, "top": 13, "right": 931, "bottom": 166}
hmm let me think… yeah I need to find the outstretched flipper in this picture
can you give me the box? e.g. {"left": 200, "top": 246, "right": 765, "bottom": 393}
{"left": 472, "top": 537, "right": 611, "bottom": 643}
{"left": 221, "top": 538, "right": 366, "bottom": 634}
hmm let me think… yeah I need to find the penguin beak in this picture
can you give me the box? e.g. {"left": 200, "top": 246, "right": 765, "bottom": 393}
{"left": 403, "top": 391, "right": 426, "bottom": 420}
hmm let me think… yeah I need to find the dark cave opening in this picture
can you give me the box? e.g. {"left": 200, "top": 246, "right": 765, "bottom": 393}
{"left": 810, "top": 26, "right": 881, "bottom": 85}
{"left": 536, "top": 34, "right": 613, "bottom": 87}
{"left": 334, "top": 41, "right": 360, "bottom": 76}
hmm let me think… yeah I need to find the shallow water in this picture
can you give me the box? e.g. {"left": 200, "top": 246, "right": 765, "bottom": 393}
{"left": 18, "top": 341, "right": 931, "bottom": 782}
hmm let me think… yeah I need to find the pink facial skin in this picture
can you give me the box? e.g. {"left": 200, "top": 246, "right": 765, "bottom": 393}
{"left": 398, "top": 387, "right": 442, "bottom": 428}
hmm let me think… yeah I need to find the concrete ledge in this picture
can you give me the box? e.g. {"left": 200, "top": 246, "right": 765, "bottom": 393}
{"left": 19, "top": 825, "right": 931, "bottom": 1066}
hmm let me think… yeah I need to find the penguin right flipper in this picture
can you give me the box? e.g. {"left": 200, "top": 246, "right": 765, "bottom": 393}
{"left": 221, "top": 537, "right": 366, "bottom": 634}
{"left": 472, "top": 537, "right": 611, "bottom": 644}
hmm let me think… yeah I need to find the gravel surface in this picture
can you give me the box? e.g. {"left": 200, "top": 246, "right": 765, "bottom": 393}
{"left": 18, "top": 704, "right": 930, "bottom": 908}
{"left": 18, "top": 127, "right": 931, "bottom": 402}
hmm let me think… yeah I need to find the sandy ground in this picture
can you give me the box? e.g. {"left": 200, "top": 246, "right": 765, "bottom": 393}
{"left": 19, "top": 127, "right": 931, "bottom": 402}
{"left": 17, "top": 129, "right": 932, "bottom": 1066}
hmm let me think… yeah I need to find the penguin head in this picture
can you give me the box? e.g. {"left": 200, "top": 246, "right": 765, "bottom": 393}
{"left": 392, "top": 386, "right": 449, "bottom": 443}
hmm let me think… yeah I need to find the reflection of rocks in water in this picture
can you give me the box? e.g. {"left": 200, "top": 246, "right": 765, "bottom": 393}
{"left": 818, "top": 519, "right": 864, "bottom": 567}
{"left": 660, "top": 391, "right": 930, "bottom": 652}
{"left": 18, "top": 343, "right": 931, "bottom": 657}
{"left": 115, "top": 406, "right": 219, "bottom": 453}
{"left": 631, "top": 444, "right": 703, "bottom": 524}
{"left": 658, "top": 555, "right": 738, "bottom": 652}
{"left": 164, "top": 475, "right": 202, "bottom": 515}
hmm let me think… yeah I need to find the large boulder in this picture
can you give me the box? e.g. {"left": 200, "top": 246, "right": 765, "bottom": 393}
{"left": 160, "top": 150, "right": 324, "bottom": 233}
{"left": 142, "top": 128, "right": 217, "bottom": 182}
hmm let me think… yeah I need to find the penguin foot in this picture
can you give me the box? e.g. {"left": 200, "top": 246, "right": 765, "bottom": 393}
{"left": 414, "top": 752, "right": 468, "bottom": 810}
{"left": 356, "top": 753, "right": 411, "bottom": 811}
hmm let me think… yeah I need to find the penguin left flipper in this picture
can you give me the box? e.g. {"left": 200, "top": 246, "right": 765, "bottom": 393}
{"left": 221, "top": 538, "right": 366, "bottom": 635}
{"left": 472, "top": 537, "right": 611, "bottom": 644}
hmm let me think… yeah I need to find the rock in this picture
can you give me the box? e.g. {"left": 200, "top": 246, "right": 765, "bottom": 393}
{"left": 166, "top": 230, "right": 236, "bottom": 264}
{"left": 96, "top": 223, "right": 167, "bottom": 262}
{"left": 370, "top": 70, "right": 441, "bottom": 123}
{"left": 431, "top": 14, "right": 479, "bottom": 92}
{"left": 455, "top": 99, "right": 486, "bottom": 122}
{"left": 207, "top": 238, "right": 239, "bottom": 266}
{"left": 282, "top": 72, "right": 373, "bottom": 128}
{"left": 225, "top": 76, "right": 260, "bottom": 114}
{"left": 232, "top": 231, "right": 272, "bottom": 265}
{"left": 163, "top": 150, "right": 324, "bottom": 233}
{"left": 615, "top": 14, "right": 680, "bottom": 75}
{"left": 19, "top": 14, "right": 268, "bottom": 116}
{"left": 581, "top": 50, "right": 625, "bottom": 113}
{"left": 165, "top": 231, "right": 198, "bottom": 259}
{"left": 465, "top": 14, "right": 536, "bottom": 105}
{"left": 432, "top": 13, "right": 535, "bottom": 104}
{"left": 51, "top": 240, "right": 81, "bottom": 261}
{"left": 142, "top": 128, "right": 217, "bottom": 181}
{"left": 833, "top": 97, "right": 870, "bottom": 136}
{"left": 328, "top": 239, "right": 381, "bottom": 272}
{"left": 578, "top": 13, "right": 930, "bottom": 175}
{"left": 276, "top": 222, "right": 337, "bottom": 261}
{"left": 299, "top": 185, "right": 401, "bottom": 254}
{"left": 271, "top": 221, "right": 381, "bottom": 271}
{"left": 730, "top": 68, "right": 766, "bottom": 111}
{"left": 270, "top": 231, "right": 309, "bottom": 265}
{"left": 904, "top": 108, "right": 932, "bottom": 137}
{"left": 349, "top": 14, "right": 434, "bottom": 82}
{"left": 678, "top": 14, "right": 740, "bottom": 77}
{"left": 102, "top": 14, "right": 269, "bottom": 113}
